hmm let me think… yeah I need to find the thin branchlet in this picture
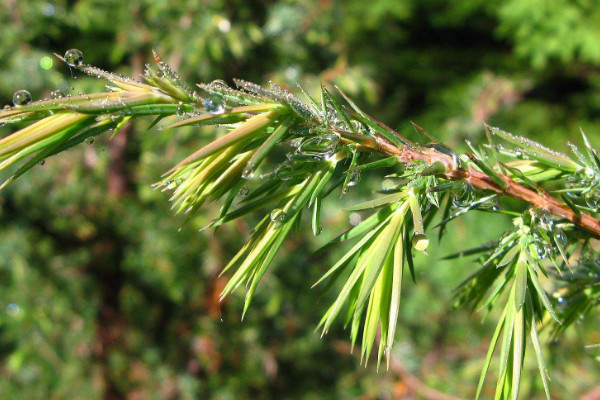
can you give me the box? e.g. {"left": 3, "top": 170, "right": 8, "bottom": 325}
{"left": 371, "top": 134, "right": 600, "bottom": 236}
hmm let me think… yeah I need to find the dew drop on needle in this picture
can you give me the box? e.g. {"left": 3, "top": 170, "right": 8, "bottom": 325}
{"left": 64, "top": 49, "right": 84, "bottom": 67}
{"left": 12, "top": 89, "right": 32, "bottom": 106}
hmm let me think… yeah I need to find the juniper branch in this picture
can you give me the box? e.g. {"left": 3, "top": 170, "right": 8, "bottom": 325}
{"left": 1, "top": 51, "right": 600, "bottom": 400}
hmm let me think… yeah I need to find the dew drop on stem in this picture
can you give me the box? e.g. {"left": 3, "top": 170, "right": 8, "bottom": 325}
{"left": 239, "top": 185, "right": 249, "bottom": 197}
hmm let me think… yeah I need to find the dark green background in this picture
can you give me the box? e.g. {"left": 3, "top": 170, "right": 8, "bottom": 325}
{"left": 1, "top": 1, "right": 600, "bottom": 399}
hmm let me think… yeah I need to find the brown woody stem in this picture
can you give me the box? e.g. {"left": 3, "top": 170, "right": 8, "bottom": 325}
{"left": 371, "top": 134, "right": 600, "bottom": 237}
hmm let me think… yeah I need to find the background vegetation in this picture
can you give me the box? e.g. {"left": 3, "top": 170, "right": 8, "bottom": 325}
{"left": 1, "top": 1, "right": 600, "bottom": 399}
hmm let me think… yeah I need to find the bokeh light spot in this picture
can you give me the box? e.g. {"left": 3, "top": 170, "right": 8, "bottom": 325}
{"left": 40, "top": 56, "right": 53, "bottom": 70}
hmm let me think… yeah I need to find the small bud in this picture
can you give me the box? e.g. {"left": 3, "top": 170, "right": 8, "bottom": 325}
{"left": 412, "top": 233, "right": 429, "bottom": 252}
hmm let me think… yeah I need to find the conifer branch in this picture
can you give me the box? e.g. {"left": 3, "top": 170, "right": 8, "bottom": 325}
{"left": 1, "top": 50, "right": 600, "bottom": 399}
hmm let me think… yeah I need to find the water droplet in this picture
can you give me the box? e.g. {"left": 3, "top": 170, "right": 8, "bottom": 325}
{"left": 584, "top": 167, "right": 596, "bottom": 180}
{"left": 531, "top": 237, "right": 548, "bottom": 260}
{"left": 381, "top": 179, "right": 396, "bottom": 191}
{"left": 451, "top": 183, "right": 475, "bottom": 209}
{"left": 239, "top": 185, "right": 249, "bottom": 197}
{"left": 498, "top": 231, "right": 515, "bottom": 247}
{"left": 50, "top": 89, "right": 64, "bottom": 99}
{"left": 585, "top": 191, "right": 600, "bottom": 210}
{"left": 347, "top": 171, "right": 360, "bottom": 187}
{"left": 536, "top": 245, "right": 547, "bottom": 260}
{"left": 554, "top": 229, "right": 568, "bottom": 248}
{"left": 176, "top": 102, "right": 186, "bottom": 116}
{"left": 557, "top": 296, "right": 564, "bottom": 303}
{"left": 580, "top": 244, "right": 597, "bottom": 265}
{"left": 210, "top": 79, "right": 229, "bottom": 88}
{"left": 64, "top": 49, "right": 83, "bottom": 67}
{"left": 274, "top": 164, "right": 293, "bottom": 180}
{"left": 289, "top": 138, "right": 303, "bottom": 148}
{"left": 86, "top": 137, "right": 94, "bottom": 144}
{"left": 166, "top": 180, "right": 177, "bottom": 190}
{"left": 295, "top": 135, "right": 338, "bottom": 160}
{"left": 270, "top": 208, "right": 286, "bottom": 223}
{"left": 242, "top": 166, "right": 255, "bottom": 180}
{"left": 530, "top": 209, "right": 553, "bottom": 230}
{"left": 12, "top": 89, "right": 32, "bottom": 106}
{"left": 203, "top": 96, "right": 225, "bottom": 115}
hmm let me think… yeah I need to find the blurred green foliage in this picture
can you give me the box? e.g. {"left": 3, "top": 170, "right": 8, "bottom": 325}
{"left": 1, "top": 0, "right": 600, "bottom": 399}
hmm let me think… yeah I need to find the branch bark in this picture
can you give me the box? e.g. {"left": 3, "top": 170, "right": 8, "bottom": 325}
{"left": 372, "top": 134, "right": 600, "bottom": 237}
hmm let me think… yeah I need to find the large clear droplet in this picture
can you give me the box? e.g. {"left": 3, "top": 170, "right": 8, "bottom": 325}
{"left": 585, "top": 190, "right": 600, "bottom": 210}
{"left": 274, "top": 164, "right": 293, "bottom": 181}
{"left": 64, "top": 49, "right": 84, "bottom": 67}
{"left": 530, "top": 208, "right": 553, "bottom": 230}
{"left": 531, "top": 236, "right": 548, "bottom": 260}
{"left": 347, "top": 171, "right": 360, "bottom": 187}
{"left": 296, "top": 135, "right": 338, "bottom": 161}
{"left": 203, "top": 96, "right": 225, "bottom": 115}
{"left": 210, "top": 79, "right": 229, "bottom": 88}
{"left": 584, "top": 167, "right": 596, "bottom": 180}
{"left": 535, "top": 243, "right": 548, "bottom": 260}
{"left": 451, "top": 183, "right": 475, "bottom": 209}
{"left": 12, "top": 89, "right": 32, "bottom": 106}
{"left": 270, "top": 208, "right": 286, "bottom": 223}
{"left": 554, "top": 229, "right": 567, "bottom": 248}
{"left": 242, "top": 165, "right": 255, "bottom": 180}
